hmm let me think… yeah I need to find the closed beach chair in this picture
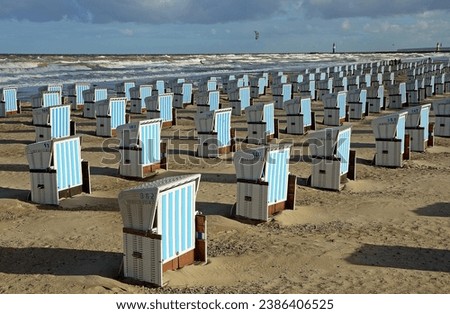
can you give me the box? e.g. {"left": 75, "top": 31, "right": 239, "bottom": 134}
{"left": 387, "top": 83, "right": 407, "bottom": 109}
{"left": 117, "top": 118, "right": 167, "bottom": 178}
{"left": 145, "top": 93, "right": 174, "bottom": 127}
{"left": 367, "top": 86, "right": 385, "bottom": 113}
{"left": 195, "top": 90, "right": 220, "bottom": 114}
{"left": 347, "top": 89, "right": 367, "bottom": 120}
{"left": 233, "top": 143, "right": 295, "bottom": 221}
{"left": 308, "top": 125, "right": 355, "bottom": 191}
{"left": 67, "top": 82, "right": 90, "bottom": 110}
{"left": 284, "top": 97, "right": 313, "bottom": 135}
{"left": 195, "top": 108, "right": 233, "bottom": 157}
{"left": 0, "top": 87, "right": 18, "bottom": 117}
{"left": 26, "top": 135, "right": 91, "bottom": 205}
{"left": 130, "top": 85, "right": 152, "bottom": 114}
{"left": 119, "top": 174, "right": 206, "bottom": 286}
{"left": 82, "top": 87, "right": 108, "bottom": 118}
{"left": 115, "top": 81, "right": 135, "bottom": 100}
{"left": 245, "top": 102, "right": 276, "bottom": 144}
{"left": 323, "top": 91, "right": 347, "bottom": 126}
{"left": 229, "top": 86, "right": 251, "bottom": 116}
{"left": 33, "top": 104, "right": 72, "bottom": 142}
{"left": 96, "top": 97, "right": 127, "bottom": 137}
{"left": 272, "top": 83, "right": 292, "bottom": 109}
{"left": 31, "top": 91, "right": 62, "bottom": 109}
{"left": 433, "top": 99, "right": 450, "bottom": 137}
{"left": 372, "top": 111, "right": 409, "bottom": 167}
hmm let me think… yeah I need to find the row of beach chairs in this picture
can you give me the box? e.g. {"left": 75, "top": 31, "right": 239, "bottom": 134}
{"left": 2, "top": 57, "right": 450, "bottom": 287}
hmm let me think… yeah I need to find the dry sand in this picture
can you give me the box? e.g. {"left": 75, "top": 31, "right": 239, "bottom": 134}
{"left": 0, "top": 86, "right": 449, "bottom": 294}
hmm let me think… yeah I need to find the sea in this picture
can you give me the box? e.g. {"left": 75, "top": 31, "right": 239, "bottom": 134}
{"left": 1, "top": 52, "right": 449, "bottom": 100}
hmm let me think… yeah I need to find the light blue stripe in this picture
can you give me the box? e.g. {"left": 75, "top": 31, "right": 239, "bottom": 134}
{"left": 74, "top": 139, "right": 82, "bottom": 186}
{"left": 55, "top": 141, "right": 64, "bottom": 189}
{"left": 76, "top": 84, "right": 90, "bottom": 105}
{"left": 48, "top": 85, "right": 62, "bottom": 94}
{"left": 124, "top": 82, "right": 135, "bottom": 100}
{"left": 240, "top": 87, "right": 250, "bottom": 111}
{"left": 66, "top": 140, "right": 73, "bottom": 189}
{"left": 140, "top": 123, "right": 149, "bottom": 164}
{"left": 140, "top": 122, "right": 160, "bottom": 165}
{"left": 360, "top": 90, "right": 367, "bottom": 114}
{"left": 242, "top": 74, "right": 249, "bottom": 86}
{"left": 365, "top": 74, "right": 371, "bottom": 87}
{"left": 282, "top": 84, "right": 292, "bottom": 102}
{"left": 182, "top": 83, "right": 192, "bottom": 104}
{"left": 337, "top": 128, "right": 351, "bottom": 174}
{"left": 258, "top": 77, "right": 266, "bottom": 94}
{"left": 421, "top": 107, "right": 430, "bottom": 141}
{"left": 95, "top": 89, "right": 108, "bottom": 102}
{"left": 378, "top": 87, "right": 384, "bottom": 108}
{"left": 209, "top": 91, "right": 220, "bottom": 111}
{"left": 264, "top": 103, "right": 275, "bottom": 135}
{"left": 302, "top": 98, "right": 312, "bottom": 126}
{"left": 156, "top": 80, "right": 165, "bottom": 94}
{"left": 400, "top": 83, "right": 407, "bottom": 104}
{"left": 266, "top": 149, "right": 289, "bottom": 203}
{"left": 43, "top": 92, "right": 60, "bottom": 107}
{"left": 50, "top": 106, "right": 70, "bottom": 139}
{"left": 168, "top": 192, "right": 174, "bottom": 258}
{"left": 181, "top": 187, "right": 187, "bottom": 251}
{"left": 162, "top": 194, "right": 168, "bottom": 260}
{"left": 397, "top": 116, "right": 406, "bottom": 154}
{"left": 207, "top": 80, "right": 217, "bottom": 91}
{"left": 160, "top": 94, "right": 173, "bottom": 122}
{"left": 342, "top": 77, "right": 348, "bottom": 90}
{"left": 3, "top": 88, "right": 17, "bottom": 112}
{"left": 54, "top": 138, "right": 81, "bottom": 191}
{"left": 110, "top": 99, "right": 126, "bottom": 129}
{"left": 338, "top": 92, "right": 347, "bottom": 119}
{"left": 175, "top": 189, "right": 181, "bottom": 254}
{"left": 140, "top": 86, "right": 152, "bottom": 110}
{"left": 187, "top": 184, "right": 193, "bottom": 249}
{"left": 309, "top": 81, "right": 316, "bottom": 98}
{"left": 215, "top": 110, "right": 231, "bottom": 147}
{"left": 328, "top": 79, "right": 333, "bottom": 92}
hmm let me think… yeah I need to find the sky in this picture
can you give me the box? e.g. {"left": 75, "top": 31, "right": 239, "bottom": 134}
{"left": 0, "top": 0, "right": 450, "bottom": 54}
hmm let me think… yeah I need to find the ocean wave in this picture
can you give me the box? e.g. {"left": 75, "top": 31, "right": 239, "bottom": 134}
{"left": 1, "top": 52, "right": 449, "bottom": 99}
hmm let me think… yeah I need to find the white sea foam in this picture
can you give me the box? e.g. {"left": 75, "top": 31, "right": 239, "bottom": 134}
{"left": 1, "top": 52, "right": 448, "bottom": 100}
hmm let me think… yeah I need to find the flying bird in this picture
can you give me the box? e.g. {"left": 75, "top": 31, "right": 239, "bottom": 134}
{"left": 254, "top": 31, "right": 260, "bottom": 40}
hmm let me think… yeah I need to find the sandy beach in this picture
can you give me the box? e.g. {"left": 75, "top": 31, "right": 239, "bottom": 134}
{"left": 0, "top": 80, "right": 449, "bottom": 294}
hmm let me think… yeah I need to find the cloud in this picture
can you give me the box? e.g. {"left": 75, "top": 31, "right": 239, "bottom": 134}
{"left": 120, "top": 28, "right": 134, "bottom": 36}
{"left": 302, "top": 0, "right": 450, "bottom": 19}
{"left": 341, "top": 19, "right": 351, "bottom": 31}
{"left": 0, "top": 0, "right": 289, "bottom": 24}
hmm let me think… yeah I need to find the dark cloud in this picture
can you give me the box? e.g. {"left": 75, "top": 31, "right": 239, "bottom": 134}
{"left": 301, "top": 0, "right": 450, "bottom": 19}
{"left": 4, "top": 0, "right": 449, "bottom": 25}
{"left": 0, "top": 0, "right": 288, "bottom": 24}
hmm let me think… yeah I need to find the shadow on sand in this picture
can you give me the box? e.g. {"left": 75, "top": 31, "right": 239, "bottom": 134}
{"left": 0, "top": 246, "right": 122, "bottom": 277}
{"left": 346, "top": 244, "right": 450, "bottom": 273}
{"left": 413, "top": 202, "right": 450, "bottom": 218}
